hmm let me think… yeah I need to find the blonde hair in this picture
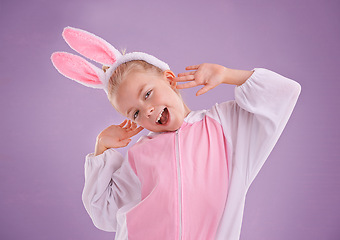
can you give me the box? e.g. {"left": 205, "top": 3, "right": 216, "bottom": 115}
{"left": 106, "top": 60, "right": 164, "bottom": 101}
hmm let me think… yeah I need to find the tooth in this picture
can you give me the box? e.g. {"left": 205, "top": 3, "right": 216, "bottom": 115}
{"left": 156, "top": 109, "right": 164, "bottom": 123}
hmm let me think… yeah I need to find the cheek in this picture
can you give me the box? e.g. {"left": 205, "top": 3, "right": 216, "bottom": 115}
{"left": 136, "top": 117, "right": 151, "bottom": 128}
{"left": 160, "top": 88, "right": 181, "bottom": 102}
{"left": 170, "top": 93, "right": 184, "bottom": 107}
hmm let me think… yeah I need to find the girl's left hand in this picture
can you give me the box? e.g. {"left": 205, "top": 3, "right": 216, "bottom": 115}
{"left": 173, "top": 63, "right": 227, "bottom": 96}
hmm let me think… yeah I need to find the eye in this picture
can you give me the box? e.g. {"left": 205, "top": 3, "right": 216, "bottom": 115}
{"left": 145, "top": 90, "right": 152, "bottom": 99}
{"left": 133, "top": 110, "right": 139, "bottom": 120}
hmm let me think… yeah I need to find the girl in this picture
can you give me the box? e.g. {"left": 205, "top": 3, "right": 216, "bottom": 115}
{"left": 52, "top": 27, "right": 301, "bottom": 240}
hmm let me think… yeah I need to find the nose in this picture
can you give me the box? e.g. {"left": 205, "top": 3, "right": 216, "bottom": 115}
{"left": 144, "top": 105, "right": 154, "bottom": 118}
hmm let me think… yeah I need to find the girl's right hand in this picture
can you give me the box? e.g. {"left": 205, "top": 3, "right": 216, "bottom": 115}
{"left": 94, "top": 120, "right": 144, "bottom": 156}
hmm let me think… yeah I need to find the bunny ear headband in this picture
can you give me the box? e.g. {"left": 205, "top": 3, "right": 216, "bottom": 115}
{"left": 51, "top": 26, "right": 170, "bottom": 94}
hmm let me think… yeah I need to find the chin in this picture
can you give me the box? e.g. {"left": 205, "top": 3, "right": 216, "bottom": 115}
{"left": 154, "top": 127, "right": 177, "bottom": 133}
{"left": 147, "top": 124, "right": 179, "bottom": 133}
{"left": 146, "top": 119, "right": 184, "bottom": 133}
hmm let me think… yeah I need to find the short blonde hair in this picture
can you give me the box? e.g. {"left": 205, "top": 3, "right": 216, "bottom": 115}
{"left": 106, "top": 60, "right": 164, "bottom": 101}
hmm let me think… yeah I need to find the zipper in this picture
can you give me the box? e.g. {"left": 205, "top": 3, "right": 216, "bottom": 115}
{"left": 175, "top": 130, "right": 182, "bottom": 240}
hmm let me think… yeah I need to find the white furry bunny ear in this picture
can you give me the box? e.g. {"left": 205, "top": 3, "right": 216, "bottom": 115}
{"left": 51, "top": 52, "right": 106, "bottom": 89}
{"left": 62, "top": 26, "right": 122, "bottom": 65}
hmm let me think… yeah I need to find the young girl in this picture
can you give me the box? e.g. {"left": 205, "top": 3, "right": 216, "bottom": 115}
{"left": 52, "top": 27, "right": 301, "bottom": 240}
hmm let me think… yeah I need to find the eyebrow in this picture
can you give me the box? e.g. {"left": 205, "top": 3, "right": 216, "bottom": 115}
{"left": 126, "top": 84, "right": 147, "bottom": 117}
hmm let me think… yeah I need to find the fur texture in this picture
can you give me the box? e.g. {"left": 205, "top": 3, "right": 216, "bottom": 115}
{"left": 51, "top": 26, "right": 170, "bottom": 94}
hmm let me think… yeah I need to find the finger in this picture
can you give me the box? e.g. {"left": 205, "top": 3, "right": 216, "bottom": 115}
{"left": 185, "top": 65, "right": 200, "bottom": 70}
{"left": 126, "top": 126, "right": 144, "bottom": 138}
{"left": 130, "top": 122, "right": 137, "bottom": 131}
{"left": 132, "top": 126, "right": 144, "bottom": 135}
{"left": 123, "top": 120, "right": 132, "bottom": 129}
{"left": 196, "top": 84, "right": 215, "bottom": 96}
{"left": 176, "top": 81, "right": 199, "bottom": 89}
{"left": 119, "top": 119, "right": 128, "bottom": 127}
{"left": 173, "top": 75, "right": 195, "bottom": 82}
{"left": 126, "top": 121, "right": 137, "bottom": 131}
{"left": 177, "top": 71, "right": 196, "bottom": 77}
{"left": 134, "top": 126, "right": 144, "bottom": 134}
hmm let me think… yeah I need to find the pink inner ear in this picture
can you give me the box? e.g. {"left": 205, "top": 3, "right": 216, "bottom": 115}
{"left": 63, "top": 27, "right": 117, "bottom": 65}
{"left": 52, "top": 52, "right": 102, "bottom": 85}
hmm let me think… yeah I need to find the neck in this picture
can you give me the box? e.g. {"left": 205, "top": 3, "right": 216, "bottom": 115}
{"left": 183, "top": 104, "right": 191, "bottom": 118}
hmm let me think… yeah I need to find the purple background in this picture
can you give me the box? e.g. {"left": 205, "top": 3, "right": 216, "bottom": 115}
{"left": 1, "top": 0, "right": 339, "bottom": 239}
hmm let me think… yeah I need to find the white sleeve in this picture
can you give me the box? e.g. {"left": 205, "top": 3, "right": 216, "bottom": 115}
{"left": 82, "top": 148, "right": 141, "bottom": 232}
{"left": 209, "top": 68, "right": 301, "bottom": 188}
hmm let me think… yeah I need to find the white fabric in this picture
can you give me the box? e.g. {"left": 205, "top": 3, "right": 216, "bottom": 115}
{"left": 103, "top": 52, "right": 170, "bottom": 91}
{"left": 82, "top": 150, "right": 141, "bottom": 232}
{"left": 210, "top": 68, "right": 301, "bottom": 239}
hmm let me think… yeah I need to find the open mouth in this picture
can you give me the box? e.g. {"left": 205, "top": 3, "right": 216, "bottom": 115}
{"left": 156, "top": 107, "right": 169, "bottom": 125}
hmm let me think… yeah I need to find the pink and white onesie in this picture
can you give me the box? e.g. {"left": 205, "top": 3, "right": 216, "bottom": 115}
{"left": 82, "top": 68, "right": 301, "bottom": 240}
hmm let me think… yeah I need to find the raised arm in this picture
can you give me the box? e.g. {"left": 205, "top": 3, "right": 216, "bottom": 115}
{"left": 82, "top": 120, "right": 143, "bottom": 231}
{"left": 213, "top": 67, "right": 301, "bottom": 186}
{"left": 82, "top": 149, "right": 141, "bottom": 231}
{"left": 95, "top": 120, "right": 143, "bottom": 156}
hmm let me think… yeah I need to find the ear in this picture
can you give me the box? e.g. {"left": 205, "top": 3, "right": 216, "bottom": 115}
{"left": 62, "top": 26, "right": 122, "bottom": 65}
{"left": 164, "top": 70, "right": 177, "bottom": 89}
{"left": 51, "top": 52, "right": 105, "bottom": 89}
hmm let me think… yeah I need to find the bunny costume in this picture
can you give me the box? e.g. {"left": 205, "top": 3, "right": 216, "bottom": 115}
{"left": 52, "top": 27, "right": 301, "bottom": 240}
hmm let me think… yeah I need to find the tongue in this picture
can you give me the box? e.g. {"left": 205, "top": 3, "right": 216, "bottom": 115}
{"left": 159, "top": 108, "right": 169, "bottom": 124}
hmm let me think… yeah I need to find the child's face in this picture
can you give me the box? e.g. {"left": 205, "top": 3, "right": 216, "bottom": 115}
{"left": 112, "top": 70, "right": 190, "bottom": 132}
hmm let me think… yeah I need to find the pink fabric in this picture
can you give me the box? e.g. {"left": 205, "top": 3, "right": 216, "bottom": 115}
{"left": 51, "top": 52, "right": 102, "bottom": 85}
{"left": 63, "top": 27, "right": 117, "bottom": 65}
{"left": 127, "top": 133, "right": 178, "bottom": 240}
{"left": 180, "top": 117, "right": 229, "bottom": 239}
{"left": 126, "top": 116, "right": 229, "bottom": 239}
